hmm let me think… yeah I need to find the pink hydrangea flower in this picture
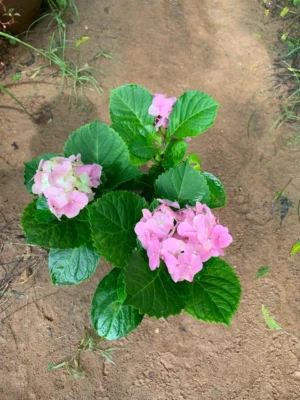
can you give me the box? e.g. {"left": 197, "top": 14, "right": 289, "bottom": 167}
{"left": 32, "top": 154, "right": 102, "bottom": 219}
{"left": 44, "top": 187, "right": 69, "bottom": 218}
{"left": 51, "top": 161, "right": 77, "bottom": 192}
{"left": 57, "top": 190, "right": 89, "bottom": 219}
{"left": 73, "top": 164, "right": 102, "bottom": 189}
{"left": 147, "top": 237, "right": 162, "bottom": 270}
{"left": 174, "top": 246, "right": 203, "bottom": 282}
{"left": 32, "top": 171, "right": 51, "bottom": 194}
{"left": 161, "top": 238, "right": 185, "bottom": 273}
{"left": 134, "top": 201, "right": 232, "bottom": 283}
{"left": 148, "top": 94, "right": 176, "bottom": 130}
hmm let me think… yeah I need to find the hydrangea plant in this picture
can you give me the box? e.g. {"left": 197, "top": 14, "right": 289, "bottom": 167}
{"left": 22, "top": 84, "right": 241, "bottom": 340}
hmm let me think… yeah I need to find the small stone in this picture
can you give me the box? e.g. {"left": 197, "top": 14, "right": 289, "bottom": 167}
{"left": 23, "top": 246, "right": 31, "bottom": 260}
{"left": 20, "top": 267, "right": 33, "bottom": 281}
{"left": 11, "top": 142, "right": 19, "bottom": 150}
{"left": 155, "top": 328, "right": 159, "bottom": 334}
{"left": 103, "top": 362, "right": 114, "bottom": 376}
{"left": 292, "top": 371, "right": 300, "bottom": 380}
{"left": 11, "top": 290, "right": 25, "bottom": 300}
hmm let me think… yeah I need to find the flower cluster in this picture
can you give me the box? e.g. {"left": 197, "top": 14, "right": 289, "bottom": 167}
{"left": 135, "top": 200, "right": 232, "bottom": 282}
{"left": 148, "top": 94, "right": 176, "bottom": 130}
{"left": 32, "top": 154, "right": 102, "bottom": 219}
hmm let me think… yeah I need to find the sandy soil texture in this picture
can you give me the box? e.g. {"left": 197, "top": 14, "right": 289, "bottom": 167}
{"left": 1, "top": 1, "right": 300, "bottom": 399}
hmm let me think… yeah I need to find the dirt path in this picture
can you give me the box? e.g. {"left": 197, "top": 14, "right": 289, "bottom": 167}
{"left": 1, "top": 0, "right": 300, "bottom": 399}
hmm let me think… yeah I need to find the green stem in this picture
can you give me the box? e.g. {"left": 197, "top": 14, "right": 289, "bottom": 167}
{"left": 0, "top": 85, "right": 33, "bottom": 120}
{"left": 0, "top": 32, "right": 48, "bottom": 58}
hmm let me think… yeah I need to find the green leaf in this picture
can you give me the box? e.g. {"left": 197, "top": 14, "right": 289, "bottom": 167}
{"left": 255, "top": 266, "right": 271, "bottom": 279}
{"left": 149, "top": 199, "right": 160, "bottom": 211}
{"left": 148, "top": 164, "right": 165, "bottom": 181}
{"left": 89, "top": 191, "right": 148, "bottom": 267}
{"left": 104, "top": 162, "right": 142, "bottom": 191}
{"left": 154, "top": 161, "right": 210, "bottom": 207}
{"left": 111, "top": 121, "right": 157, "bottom": 165}
{"left": 118, "top": 174, "right": 153, "bottom": 193}
{"left": 261, "top": 305, "right": 281, "bottom": 330}
{"left": 280, "top": 7, "right": 289, "bottom": 17}
{"left": 162, "top": 139, "right": 188, "bottom": 168}
{"left": 12, "top": 72, "right": 21, "bottom": 82}
{"left": 49, "top": 244, "right": 100, "bottom": 285}
{"left": 24, "top": 152, "right": 60, "bottom": 194}
{"left": 129, "top": 153, "right": 149, "bottom": 166}
{"left": 201, "top": 172, "right": 226, "bottom": 209}
{"left": 168, "top": 90, "right": 219, "bottom": 138}
{"left": 109, "top": 84, "right": 155, "bottom": 137}
{"left": 55, "top": 0, "right": 68, "bottom": 9}
{"left": 111, "top": 122, "right": 153, "bottom": 143}
{"left": 128, "top": 135, "right": 158, "bottom": 159}
{"left": 91, "top": 268, "right": 143, "bottom": 340}
{"left": 290, "top": 241, "right": 300, "bottom": 256}
{"left": 21, "top": 201, "right": 91, "bottom": 249}
{"left": 117, "top": 269, "right": 127, "bottom": 302}
{"left": 118, "top": 168, "right": 164, "bottom": 204}
{"left": 186, "top": 153, "right": 201, "bottom": 170}
{"left": 184, "top": 257, "right": 241, "bottom": 326}
{"left": 124, "top": 251, "right": 190, "bottom": 318}
{"left": 35, "top": 196, "right": 56, "bottom": 223}
{"left": 76, "top": 36, "right": 90, "bottom": 48}
{"left": 64, "top": 120, "right": 140, "bottom": 189}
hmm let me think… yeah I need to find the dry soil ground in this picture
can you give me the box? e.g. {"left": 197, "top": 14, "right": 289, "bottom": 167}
{"left": 1, "top": 0, "right": 300, "bottom": 399}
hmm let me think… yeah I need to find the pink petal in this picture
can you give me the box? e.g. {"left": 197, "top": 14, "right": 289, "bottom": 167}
{"left": 47, "top": 199, "right": 63, "bottom": 219}
{"left": 162, "top": 237, "right": 184, "bottom": 254}
{"left": 147, "top": 238, "right": 161, "bottom": 270}
{"left": 177, "top": 221, "right": 196, "bottom": 239}
{"left": 41, "top": 160, "right": 52, "bottom": 172}
{"left": 59, "top": 202, "right": 81, "bottom": 219}
{"left": 211, "top": 225, "right": 233, "bottom": 249}
{"left": 148, "top": 104, "right": 160, "bottom": 116}
{"left": 135, "top": 221, "right": 151, "bottom": 248}
{"left": 142, "top": 209, "right": 152, "bottom": 220}
{"left": 157, "top": 199, "right": 180, "bottom": 209}
{"left": 69, "top": 190, "right": 89, "bottom": 208}
{"left": 149, "top": 94, "right": 176, "bottom": 130}
{"left": 74, "top": 164, "right": 102, "bottom": 188}
{"left": 44, "top": 187, "right": 69, "bottom": 208}
{"left": 160, "top": 250, "right": 179, "bottom": 273}
{"left": 74, "top": 165, "right": 92, "bottom": 177}
{"left": 38, "top": 159, "right": 44, "bottom": 171}
{"left": 32, "top": 171, "right": 51, "bottom": 194}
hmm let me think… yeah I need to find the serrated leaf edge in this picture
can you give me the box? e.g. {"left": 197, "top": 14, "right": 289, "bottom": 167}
{"left": 169, "top": 90, "right": 220, "bottom": 137}
{"left": 184, "top": 260, "right": 241, "bottom": 326}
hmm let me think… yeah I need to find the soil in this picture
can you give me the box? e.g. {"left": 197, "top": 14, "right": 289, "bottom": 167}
{"left": 1, "top": 0, "right": 300, "bottom": 399}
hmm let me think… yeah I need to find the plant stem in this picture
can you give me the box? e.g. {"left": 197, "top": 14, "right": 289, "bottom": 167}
{"left": 0, "top": 32, "right": 49, "bottom": 58}
{"left": 0, "top": 85, "right": 33, "bottom": 120}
